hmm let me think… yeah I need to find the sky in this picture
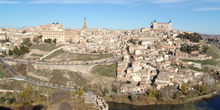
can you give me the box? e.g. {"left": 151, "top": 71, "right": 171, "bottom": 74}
{"left": 0, "top": 0, "right": 220, "bottom": 35}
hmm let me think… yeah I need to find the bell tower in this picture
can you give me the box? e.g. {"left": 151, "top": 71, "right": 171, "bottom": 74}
{"left": 83, "top": 17, "right": 87, "bottom": 29}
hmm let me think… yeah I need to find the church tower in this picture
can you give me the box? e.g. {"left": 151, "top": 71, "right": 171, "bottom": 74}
{"left": 83, "top": 17, "right": 87, "bottom": 29}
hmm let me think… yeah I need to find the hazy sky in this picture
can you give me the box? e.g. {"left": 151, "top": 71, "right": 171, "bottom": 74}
{"left": 0, "top": 0, "right": 220, "bottom": 34}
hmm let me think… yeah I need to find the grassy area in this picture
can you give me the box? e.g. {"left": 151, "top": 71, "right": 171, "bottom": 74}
{"left": 182, "top": 59, "right": 218, "bottom": 65}
{"left": 45, "top": 50, "right": 113, "bottom": 61}
{"left": 206, "top": 44, "right": 220, "bottom": 59}
{"left": 30, "top": 53, "right": 43, "bottom": 57}
{"left": 189, "top": 66, "right": 213, "bottom": 73}
{"left": 50, "top": 69, "right": 88, "bottom": 86}
{"left": 72, "top": 54, "right": 113, "bottom": 61}
{"left": 92, "top": 62, "right": 117, "bottom": 78}
{"left": 30, "top": 44, "right": 61, "bottom": 51}
{"left": 45, "top": 49, "right": 65, "bottom": 59}
{"left": 0, "top": 64, "right": 13, "bottom": 78}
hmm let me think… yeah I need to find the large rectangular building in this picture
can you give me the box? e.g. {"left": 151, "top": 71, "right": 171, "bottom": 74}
{"left": 42, "top": 31, "right": 79, "bottom": 43}
{"left": 151, "top": 20, "right": 172, "bottom": 31}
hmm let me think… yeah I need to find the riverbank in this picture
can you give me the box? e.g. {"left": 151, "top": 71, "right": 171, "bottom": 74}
{"left": 105, "top": 90, "right": 220, "bottom": 107}
{"left": 185, "top": 90, "right": 219, "bottom": 103}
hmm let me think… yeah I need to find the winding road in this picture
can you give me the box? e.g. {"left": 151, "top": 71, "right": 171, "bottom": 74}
{"left": 0, "top": 53, "right": 121, "bottom": 92}
{"left": 0, "top": 58, "right": 76, "bottom": 92}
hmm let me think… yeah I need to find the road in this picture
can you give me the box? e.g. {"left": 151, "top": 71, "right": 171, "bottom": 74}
{"left": 0, "top": 53, "right": 121, "bottom": 93}
{"left": 0, "top": 58, "right": 76, "bottom": 92}
{"left": 0, "top": 54, "right": 121, "bottom": 92}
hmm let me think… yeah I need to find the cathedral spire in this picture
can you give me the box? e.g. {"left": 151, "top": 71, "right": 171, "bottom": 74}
{"left": 83, "top": 17, "right": 87, "bottom": 29}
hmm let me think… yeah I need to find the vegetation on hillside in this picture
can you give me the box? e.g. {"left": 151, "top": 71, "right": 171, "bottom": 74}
{"left": 0, "top": 64, "right": 13, "bottom": 78}
{"left": 45, "top": 49, "right": 65, "bottom": 59}
{"left": 45, "top": 49, "right": 113, "bottom": 61}
{"left": 92, "top": 62, "right": 117, "bottom": 77}
{"left": 177, "top": 33, "right": 203, "bottom": 42}
{"left": 30, "top": 44, "right": 60, "bottom": 51}
{"left": 206, "top": 44, "right": 220, "bottom": 59}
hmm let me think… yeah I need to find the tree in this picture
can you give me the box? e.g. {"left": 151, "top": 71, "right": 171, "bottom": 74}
{"left": 200, "top": 85, "right": 209, "bottom": 94}
{"left": 138, "top": 40, "right": 142, "bottom": 45}
{"left": 7, "top": 97, "right": 16, "bottom": 104}
{"left": 2, "top": 50, "right": 7, "bottom": 56}
{"left": 22, "top": 30, "right": 27, "bottom": 34}
{"left": 19, "top": 46, "right": 29, "bottom": 55}
{"left": 181, "top": 83, "right": 188, "bottom": 94}
{"left": 18, "top": 86, "right": 41, "bottom": 105}
{"left": 22, "top": 38, "right": 32, "bottom": 47}
{"left": 13, "top": 46, "right": 21, "bottom": 56}
{"left": 52, "top": 39, "right": 57, "bottom": 44}
{"left": 76, "top": 88, "right": 83, "bottom": 96}
{"left": 38, "top": 35, "right": 42, "bottom": 39}
{"left": 32, "top": 37, "right": 38, "bottom": 42}
{"left": 24, "top": 46, "right": 30, "bottom": 53}
{"left": 8, "top": 49, "right": 13, "bottom": 56}
{"left": 44, "top": 39, "right": 52, "bottom": 43}
{"left": 177, "top": 33, "right": 202, "bottom": 42}
{"left": 20, "top": 46, "right": 26, "bottom": 55}
{"left": 129, "top": 38, "right": 138, "bottom": 45}
{"left": 159, "top": 86, "right": 175, "bottom": 103}
{"left": 201, "top": 45, "right": 209, "bottom": 53}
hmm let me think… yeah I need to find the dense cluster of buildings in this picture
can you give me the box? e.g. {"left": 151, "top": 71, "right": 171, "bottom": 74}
{"left": 0, "top": 18, "right": 215, "bottom": 95}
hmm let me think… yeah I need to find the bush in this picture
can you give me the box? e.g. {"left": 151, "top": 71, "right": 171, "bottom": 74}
{"left": 44, "top": 39, "right": 52, "bottom": 43}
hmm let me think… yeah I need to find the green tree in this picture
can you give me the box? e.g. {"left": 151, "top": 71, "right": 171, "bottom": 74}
{"left": 181, "top": 83, "right": 188, "bottom": 94}
{"left": 22, "top": 38, "right": 32, "bottom": 47}
{"left": 44, "top": 39, "right": 52, "bottom": 43}
{"left": 18, "top": 86, "right": 42, "bottom": 105}
{"left": 76, "top": 88, "right": 83, "bottom": 96}
{"left": 200, "top": 85, "right": 208, "bottom": 94}
{"left": 148, "top": 89, "right": 153, "bottom": 97}
{"left": 177, "top": 33, "right": 202, "bottom": 42}
{"left": 2, "top": 50, "right": 7, "bottom": 56}
{"left": 201, "top": 45, "right": 209, "bottom": 53}
{"left": 22, "top": 30, "right": 27, "bottom": 34}
{"left": 20, "top": 46, "right": 26, "bottom": 55}
{"left": 39, "top": 35, "right": 43, "bottom": 39}
{"left": 13, "top": 46, "right": 21, "bottom": 56}
{"left": 138, "top": 40, "right": 142, "bottom": 45}
{"left": 52, "top": 39, "right": 57, "bottom": 44}
{"left": 7, "top": 98, "right": 16, "bottom": 104}
{"left": 25, "top": 47, "right": 30, "bottom": 53}
{"left": 8, "top": 49, "right": 13, "bottom": 56}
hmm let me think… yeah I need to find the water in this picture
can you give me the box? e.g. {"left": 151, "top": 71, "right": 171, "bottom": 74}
{"left": 195, "top": 95, "right": 220, "bottom": 110}
{"left": 108, "top": 95, "right": 220, "bottom": 110}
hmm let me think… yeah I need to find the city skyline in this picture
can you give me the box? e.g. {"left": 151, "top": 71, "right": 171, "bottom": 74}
{"left": 0, "top": 0, "right": 220, "bottom": 35}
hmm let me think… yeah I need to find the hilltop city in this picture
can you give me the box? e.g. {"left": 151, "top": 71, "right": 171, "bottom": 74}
{"left": 0, "top": 18, "right": 220, "bottom": 110}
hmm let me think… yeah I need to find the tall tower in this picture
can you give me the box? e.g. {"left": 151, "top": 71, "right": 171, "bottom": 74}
{"left": 153, "top": 19, "right": 157, "bottom": 29}
{"left": 83, "top": 17, "right": 87, "bottom": 29}
{"left": 168, "top": 19, "right": 172, "bottom": 30}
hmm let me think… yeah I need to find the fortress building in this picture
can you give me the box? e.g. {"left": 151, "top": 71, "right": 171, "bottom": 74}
{"left": 42, "top": 22, "right": 79, "bottom": 43}
{"left": 150, "top": 19, "right": 172, "bottom": 30}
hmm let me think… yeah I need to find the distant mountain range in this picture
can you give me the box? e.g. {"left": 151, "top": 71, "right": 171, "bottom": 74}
{"left": 201, "top": 34, "right": 220, "bottom": 39}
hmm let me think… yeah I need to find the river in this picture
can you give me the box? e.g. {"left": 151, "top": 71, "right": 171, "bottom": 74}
{"left": 108, "top": 95, "right": 220, "bottom": 110}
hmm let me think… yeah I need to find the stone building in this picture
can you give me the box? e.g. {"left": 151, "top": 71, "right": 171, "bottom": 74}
{"left": 42, "top": 31, "right": 79, "bottom": 43}
{"left": 81, "top": 17, "right": 110, "bottom": 36}
{"left": 151, "top": 19, "right": 172, "bottom": 30}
